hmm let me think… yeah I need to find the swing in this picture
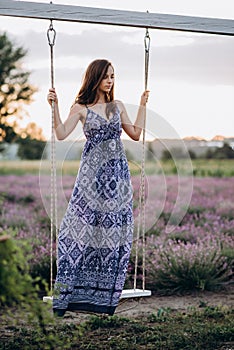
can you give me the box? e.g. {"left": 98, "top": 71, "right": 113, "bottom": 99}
{"left": 120, "top": 27, "right": 151, "bottom": 300}
{"left": 43, "top": 17, "right": 151, "bottom": 306}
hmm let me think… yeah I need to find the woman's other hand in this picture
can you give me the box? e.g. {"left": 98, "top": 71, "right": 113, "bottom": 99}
{"left": 47, "top": 88, "right": 58, "bottom": 106}
{"left": 140, "top": 90, "right": 150, "bottom": 106}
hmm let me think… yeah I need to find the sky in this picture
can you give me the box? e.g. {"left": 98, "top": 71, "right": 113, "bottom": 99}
{"left": 0, "top": 0, "right": 234, "bottom": 141}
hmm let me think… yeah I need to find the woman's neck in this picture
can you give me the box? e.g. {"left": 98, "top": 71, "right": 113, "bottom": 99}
{"left": 95, "top": 92, "right": 106, "bottom": 104}
{"left": 96, "top": 99, "right": 106, "bottom": 104}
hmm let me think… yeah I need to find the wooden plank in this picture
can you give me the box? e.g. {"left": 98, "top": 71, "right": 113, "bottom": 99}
{"left": 120, "top": 289, "right": 152, "bottom": 299}
{"left": 43, "top": 296, "right": 53, "bottom": 303}
{"left": 43, "top": 290, "right": 152, "bottom": 303}
{"left": 0, "top": 0, "right": 234, "bottom": 36}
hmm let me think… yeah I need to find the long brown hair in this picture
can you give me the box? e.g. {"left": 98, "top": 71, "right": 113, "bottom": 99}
{"left": 75, "top": 59, "right": 114, "bottom": 106}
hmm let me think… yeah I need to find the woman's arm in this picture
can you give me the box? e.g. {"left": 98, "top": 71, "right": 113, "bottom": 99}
{"left": 118, "top": 90, "right": 150, "bottom": 141}
{"left": 47, "top": 88, "right": 83, "bottom": 140}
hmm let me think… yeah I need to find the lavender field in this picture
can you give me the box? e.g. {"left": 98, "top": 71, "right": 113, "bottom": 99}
{"left": 0, "top": 173, "right": 234, "bottom": 293}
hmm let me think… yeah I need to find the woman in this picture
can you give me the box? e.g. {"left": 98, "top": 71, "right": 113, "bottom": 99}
{"left": 47, "top": 59, "right": 149, "bottom": 316}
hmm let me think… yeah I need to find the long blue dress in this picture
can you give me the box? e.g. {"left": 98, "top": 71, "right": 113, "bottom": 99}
{"left": 53, "top": 105, "right": 133, "bottom": 316}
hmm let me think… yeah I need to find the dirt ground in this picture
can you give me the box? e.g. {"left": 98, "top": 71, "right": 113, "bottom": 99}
{"left": 1, "top": 288, "right": 233, "bottom": 350}
{"left": 63, "top": 286, "right": 234, "bottom": 322}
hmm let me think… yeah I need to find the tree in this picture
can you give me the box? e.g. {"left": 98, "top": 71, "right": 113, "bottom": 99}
{"left": 17, "top": 122, "right": 46, "bottom": 160}
{"left": 214, "top": 142, "right": 234, "bottom": 159}
{"left": 18, "top": 122, "right": 45, "bottom": 141}
{"left": 161, "top": 147, "right": 196, "bottom": 161}
{"left": 147, "top": 141, "right": 155, "bottom": 161}
{"left": 0, "top": 32, "right": 37, "bottom": 146}
{"left": 161, "top": 149, "right": 172, "bottom": 160}
{"left": 17, "top": 137, "right": 46, "bottom": 160}
{"left": 203, "top": 143, "right": 234, "bottom": 159}
{"left": 188, "top": 149, "right": 196, "bottom": 159}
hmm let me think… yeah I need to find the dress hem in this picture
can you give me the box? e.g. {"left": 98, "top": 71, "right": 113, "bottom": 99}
{"left": 53, "top": 303, "right": 116, "bottom": 316}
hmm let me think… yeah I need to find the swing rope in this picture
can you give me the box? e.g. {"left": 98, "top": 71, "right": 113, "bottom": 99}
{"left": 133, "top": 26, "right": 150, "bottom": 292}
{"left": 47, "top": 15, "right": 58, "bottom": 294}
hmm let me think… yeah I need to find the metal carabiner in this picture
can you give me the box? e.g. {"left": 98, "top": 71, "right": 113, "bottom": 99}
{"left": 144, "top": 28, "right": 150, "bottom": 54}
{"left": 144, "top": 11, "right": 151, "bottom": 54}
{"left": 47, "top": 20, "right": 56, "bottom": 47}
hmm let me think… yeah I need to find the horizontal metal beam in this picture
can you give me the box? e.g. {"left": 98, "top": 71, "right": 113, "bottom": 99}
{"left": 0, "top": 0, "right": 234, "bottom": 36}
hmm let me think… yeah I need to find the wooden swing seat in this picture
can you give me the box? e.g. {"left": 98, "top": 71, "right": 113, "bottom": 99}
{"left": 120, "top": 288, "right": 151, "bottom": 299}
{"left": 43, "top": 288, "right": 151, "bottom": 303}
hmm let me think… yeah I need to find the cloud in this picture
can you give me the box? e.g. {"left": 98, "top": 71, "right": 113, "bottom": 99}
{"left": 30, "top": 66, "right": 85, "bottom": 85}
{"left": 14, "top": 28, "right": 234, "bottom": 86}
{"left": 151, "top": 34, "right": 234, "bottom": 85}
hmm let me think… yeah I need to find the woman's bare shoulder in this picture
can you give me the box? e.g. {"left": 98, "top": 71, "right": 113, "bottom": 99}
{"left": 70, "top": 103, "right": 87, "bottom": 117}
{"left": 71, "top": 102, "right": 86, "bottom": 111}
{"left": 114, "top": 100, "right": 125, "bottom": 113}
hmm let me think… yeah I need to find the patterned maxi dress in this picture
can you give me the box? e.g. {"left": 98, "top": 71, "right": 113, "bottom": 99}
{"left": 53, "top": 106, "right": 134, "bottom": 315}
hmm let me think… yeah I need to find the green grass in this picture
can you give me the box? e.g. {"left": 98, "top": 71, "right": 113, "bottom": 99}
{"left": 0, "top": 159, "right": 234, "bottom": 176}
{"left": 0, "top": 306, "right": 233, "bottom": 349}
{"left": 191, "top": 159, "right": 234, "bottom": 177}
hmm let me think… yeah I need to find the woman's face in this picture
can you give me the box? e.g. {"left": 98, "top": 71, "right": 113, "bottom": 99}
{"left": 98, "top": 65, "right": 114, "bottom": 95}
